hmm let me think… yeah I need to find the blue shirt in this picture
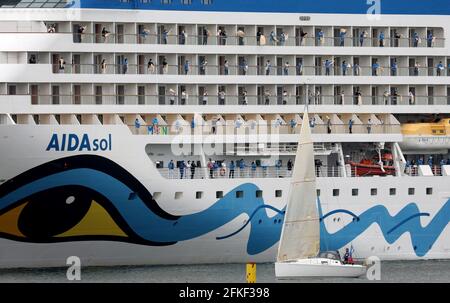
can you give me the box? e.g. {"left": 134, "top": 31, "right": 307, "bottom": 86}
{"left": 191, "top": 119, "right": 195, "bottom": 128}
{"left": 318, "top": 31, "right": 324, "bottom": 38}
{"left": 184, "top": 62, "right": 190, "bottom": 71}
{"left": 134, "top": 119, "right": 140, "bottom": 128}
{"left": 229, "top": 162, "right": 235, "bottom": 170}
{"left": 325, "top": 61, "right": 333, "bottom": 68}
{"left": 379, "top": 32, "right": 385, "bottom": 40}
{"left": 152, "top": 118, "right": 158, "bottom": 125}
{"left": 168, "top": 162, "right": 174, "bottom": 169}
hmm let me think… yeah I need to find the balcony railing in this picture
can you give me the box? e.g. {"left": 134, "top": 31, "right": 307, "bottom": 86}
{"left": 155, "top": 165, "right": 398, "bottom": 180}
{"left": 50, "top": 63, "right": 450, "bottom": 77}
{"left": 35, "top": 31, "right": 444, "bottom": 48}
{"left": 128, "top": 122, "right": 401, "bottom": 136}
{"left": 23, "top": 94, "right": 450, "bottom": 107}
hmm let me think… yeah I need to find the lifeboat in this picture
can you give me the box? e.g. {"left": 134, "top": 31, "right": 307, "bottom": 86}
{"left": 399, "top": 119, "right": 450, "bottom": 152}
{"left": 348, "top": 154, "right": 396, "bottom": 177}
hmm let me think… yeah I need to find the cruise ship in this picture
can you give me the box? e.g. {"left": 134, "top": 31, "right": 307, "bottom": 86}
{"left": 0, "top": 0, "right": 449, "bottom": 268}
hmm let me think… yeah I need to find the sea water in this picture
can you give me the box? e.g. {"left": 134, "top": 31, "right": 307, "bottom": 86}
{"left": 0, "top": 260, "right": 448, "bottom": 283}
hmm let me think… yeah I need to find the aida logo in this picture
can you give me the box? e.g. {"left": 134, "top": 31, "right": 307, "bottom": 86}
{"left": 46, "top": 134, "right": 112, "bottom": 152}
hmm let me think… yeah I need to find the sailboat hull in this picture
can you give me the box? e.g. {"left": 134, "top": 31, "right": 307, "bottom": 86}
{"left": 275, "top": 259, "right": 367, "bottom": 278}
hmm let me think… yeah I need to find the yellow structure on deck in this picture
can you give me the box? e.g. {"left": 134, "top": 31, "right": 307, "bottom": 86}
{"left": 401, "top": 119, "right": 450, "bottom": 136}
{"left": 246, "top": 263, "right": 256, "bottom": 283}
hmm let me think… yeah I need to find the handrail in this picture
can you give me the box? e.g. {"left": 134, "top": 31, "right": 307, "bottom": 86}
{"left": 8, "top": 93, "right": 450, "bottom": 106}
{"left": 2, "top": 31, "right": 445, "bottom": 48}
{"left": 155, "top": 165, "right": 400, "bottom": 179}
{"left": 48, "top": 63, "right": 450, "bottom": 77}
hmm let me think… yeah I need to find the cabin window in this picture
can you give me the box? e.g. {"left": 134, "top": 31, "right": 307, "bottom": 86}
{"left": 216, "top": 191, "right": 223, "bottom": 199}
{"left": 332, "top": 189, "right": 339, "bottom": 196}
{"left": 352, "top": 189, "right": 359, "bottom": 196}
{"left": 426, "top": 188, "right": 433, "bottom": 195}
{"left": 161, "top": 0, "right": 172, "bottom": 4}
{"left": 390, "top": 188, "right": 396, "bottom": 196}
{"left": 181, "top": 0, "right": 192, "bottom": 4}
{"left": 371, "top": 188, "right": 377, "bottom": 196}
{"left": 408, "top": 188, "right": 415, "bottom": 195}
{"left": 275, "top": 190, "right": 282, "bottom": 198}
{"left": 316, "top": 189, "right": 321, "bottom": 197}
{"left": 153, "top": 192, "right": 161, "bottom": 199}
{"left": 196, "top": 192, "right": 203, "bottom": 199}
{"left": 175, "top": 192, "right": 183, "bottom": 199}
{"left": 256, "top": 190, "right": 263, "bottom": 198}
{"left": 236, "top": 191, "right": 244, "bottom": 198}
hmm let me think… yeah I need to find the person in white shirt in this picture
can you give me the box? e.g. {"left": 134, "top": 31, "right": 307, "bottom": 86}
{"left": 408, "top": 90, "right": 415, "bottom": 105}
{"left": 181, "top": 90, "right": 188, "bottom": 105}
{"left": 282, "top": 90, "right": 288, "bottom": 105}
{"left": 383, "top": 90, "right": 390, "bottom": 105}
{"left": 202, "top": 90, "right": 208, "bottom": 105}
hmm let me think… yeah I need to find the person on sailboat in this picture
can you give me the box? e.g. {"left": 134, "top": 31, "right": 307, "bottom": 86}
{"left": 343, "top": 248, "right": 350, "bottom": 264}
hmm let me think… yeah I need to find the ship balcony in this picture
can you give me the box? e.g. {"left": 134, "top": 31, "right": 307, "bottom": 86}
{"left": 44, "top": 63, "right": 450, "bottom": 78}
{"left": 2, "top": 64, "right": 450, "bottom": 88}
{"left": 155, "top": 164, "right": 450, "bottom": 180}
{"left": 156, "top": 165, "right": 346, "bottom": 179}
{"left": 69, "top": 33, "right": 447, "bottom": 49}
{"left": 0, "top": 33, "right": 447, "bottom": 58}
{"left": 127, "top": 122, "right": 402, "bottom": 136}
{"left": 1, "top": 32, "right": 444, "bottom": 49}
{"left": 5, "top": 93, "right": 450, "bottom": 108}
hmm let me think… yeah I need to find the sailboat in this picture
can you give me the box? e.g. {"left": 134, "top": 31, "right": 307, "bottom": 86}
{"left": 275, "top": 109, "right": 367, "bottom": 278}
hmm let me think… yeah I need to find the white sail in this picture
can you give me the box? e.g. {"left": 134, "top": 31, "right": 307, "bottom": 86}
{"left": 277, "top": 110, "right": 320, "bottom": 262}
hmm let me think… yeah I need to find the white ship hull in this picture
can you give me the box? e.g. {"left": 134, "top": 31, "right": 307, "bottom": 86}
{"left": 0, "top": 126, "right": 449, "bottom": 268}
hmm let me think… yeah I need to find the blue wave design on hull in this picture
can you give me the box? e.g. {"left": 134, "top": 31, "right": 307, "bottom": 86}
{"left": 1, "top": 165, "right": 449, "bottom": 257}
{"left": 0, "top": 168, "right": 284, "bottom": 254}
{"left": 318, "top": 201, "right": 450, "bottom": 257}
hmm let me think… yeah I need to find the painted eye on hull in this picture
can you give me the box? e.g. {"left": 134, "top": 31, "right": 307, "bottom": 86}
{"left": 0, "top": 185, "right": 128, "bottom": 242}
